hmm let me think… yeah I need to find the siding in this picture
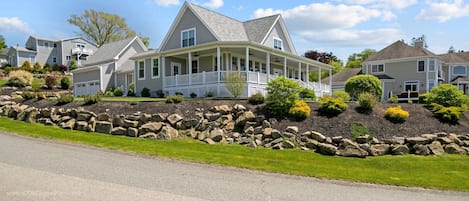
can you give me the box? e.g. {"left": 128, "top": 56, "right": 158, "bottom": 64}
{"left": 73, "top": 69, "right": 100, "bottom": 83}
{"left": 262, "top": 22, "right": 293, "bottom": 54}
{"left": 135, "top": 59, "right": 163, "bottom": 97}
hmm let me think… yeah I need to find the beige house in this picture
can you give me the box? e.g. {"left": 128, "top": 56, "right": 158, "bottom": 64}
{"left": 439, "top": 51, "right": 469, "bottom": 94}
{"left": 362, "top": 38, "right": 441, "bottom": 101}
{"left": 131, "top": 2, "right": 333, "bottom": 98}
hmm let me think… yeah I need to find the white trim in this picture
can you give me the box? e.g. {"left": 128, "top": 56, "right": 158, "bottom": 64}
{"left": 273, "top": 37, "right": 283, "bottom": 51}
{"left": 417, "top": 60, "right": 425, "bottom": 73}
{"left": 181, "top": 27, "right": 196, "bottom": 48}
{"left": 428, "top": 59, "right": 436, "bottom": 72}
{"left": 137, "top": 60, "right": 146, "bottom": 80}
{"left": 371, "top": 64, "right": 385, "bottom": 73}
{"left": 170, "top": 62, "right": 182, "bottom": 76}
{"left": 452, "top": 65, "right": 467, "bottom": 76}
{"left": 404, "top": 80, "right": 419, "bottom": 92}
{"left": 151, "top": 57, "right": 160, "bottom": 79}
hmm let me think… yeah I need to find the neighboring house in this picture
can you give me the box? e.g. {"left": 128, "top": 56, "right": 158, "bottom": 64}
{"left": 439, "top": 51, "right": 469, "bottom": 94}
{"left": 322, "top": 68, "right": 361, "bottom": 92}
{"left": 130, "top": 2, "right": 333, "bottom": 98}
{"left": 72, "top": 36, "right": 148, "bottom": 96}
{"left": 0, "top": 47, "right": 10, "bottom": 67}
{"left": 362, "top": 38, "right": 441, "bottom": 101}
{"left": 7, "top": 35, "right": 97, "bottom": 67}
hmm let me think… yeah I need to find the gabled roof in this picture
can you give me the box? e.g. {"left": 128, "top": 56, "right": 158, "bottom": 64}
{"left": 322, "top": 68, "right": 361, "bottom": 83}
{"left": 439, "top": 52, "right": 469, "bottom": 64}
{"left": 29, "top": 35, "right": 60, "bottom": 42}
{"left": 83, "top": 36, "right": 147, "bottom": 66}
{"left": 11, "top": 45, "right": 36, "bottom": 53}
{"left": 365, "top": 41, "right": 436, "bottom": 62}
{"left": 243, "top": 15, "right": 279, "bottom": 43}
{"left": 1, "top": 47, "right": 10, "bottom": 56}
{"left": 61, "top": 36, "right": 98, "bottom": 47}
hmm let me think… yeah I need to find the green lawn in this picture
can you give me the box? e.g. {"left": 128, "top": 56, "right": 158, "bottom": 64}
{"left": 0, "top": 79, "right": 7, "bottom": 86}
{"left": 0, "top": 116, "right": 468, "bottom": 191}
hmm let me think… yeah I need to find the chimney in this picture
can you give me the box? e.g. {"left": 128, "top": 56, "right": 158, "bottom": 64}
{"left": 412, "top": 35, "right": 427, "bottom": 49}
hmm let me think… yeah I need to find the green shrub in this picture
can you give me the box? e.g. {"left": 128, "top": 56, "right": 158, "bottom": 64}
{"left": 166, "top": 95, "right": 183, "bottom": 103}
{"left": 57, "top": 94, "right": 74, "bottom": 105}
{"left": 127, "top": 82, "right": 135, "bottom": 96}
{"left": 345, "top": 74, "right": 382, "bottom": 100}
{"left": 7, "top": 70, "right": 33, "bottom": 87}
{"left": 141, "top": 87, "right": 151, "bottom": 97}
{"left": 21, "top": 92, "right": 35, "bottom": 100}
{"left": 266, "top": 77, "right": 301, "bottom": 116}
{"left": 33, "top": 62, "right": 42, "bottom": 73}
{"left": 333, "top": 90, "right": 350, "bottom": 102}
{"left": 190, "top": 92, "right": 197, "bottom": 98}
{"left": 388, "top": 94, "right": 398, "bottom": 104}
{"left": 418, "top": 93, "right": 429, "bottom": 104}
{"left": 357, "top": 92, "right": 378, "bottom": 114}
{"left": 299, "top": 88, "right": 316, "bottom": 100}
{"left": 43, "top": 63, "right": 52, "bottom": 72}
{"left": 96, "top": 90, "right": 104, "bottom": 97}
{"left": 45, "top": 75, "right": 57, "bottom": 89}
{"left": 224, "top": 71, "right": 245, "bottom": 98}
{"left": 60, "top": 76, "right": 71, "bottom": 89}
{"left": 113, "top": 88, "right": 123, "bottom": 96}
{"left": 84, "top": 94, "right": 101, "bottom": 105}
{"left": 318, "top": 96, "right": 348, "bottom": 117}
{"left": 104, "top": 90, "right": 114, "bottom": 97}
{"left": 20, "top": 60, "right": 33, "bottom": 72}
{"left": 175, "top": 92, "right": 183, "bottom": 96}
{"left": 350, "top": 122, "right": 371, "bottom": 140}
{"left": 37, "top": 92, "right": 46, "bottom": 100}
{"left": 432, "top": 104, "right": 465, "bottom": 124}
{"left": 426, "top": 84, "right": 469, "bottom": 107}
{"left": 248, "top": 92, "right": 265, "bottom": 105}
{"left": 288, "top": 100, "right": 311, "bottom": 121}
{"left": 385, "top": 106, "right": 409, "bottom": 123}
{"left": 205, "top": 91, "right": 214, "bottom": 97}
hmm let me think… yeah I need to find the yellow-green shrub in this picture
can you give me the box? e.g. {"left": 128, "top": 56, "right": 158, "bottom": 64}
{"left": 431, "top": 104, "right": 465, "bottom": 124}
{"left": 318, "top": 96, "right": 348, "bottom": 117}
{"left": 37, "top": 92, "right": 46, "bottom": 100}
{"left": 288, "top": 100, "right": 311, "bottom": 121}
{"left": 385, "top": 106, "right": 409, "bottom": 123}
{"left": 7, "top": 70, "right": 33, "bottom": 87}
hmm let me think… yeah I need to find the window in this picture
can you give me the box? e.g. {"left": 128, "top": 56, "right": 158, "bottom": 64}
{"left": 171, "top": 63, "right": 181, "bottom": 75}
{"left": 76, "top": 44, "right": 85, "bottom": 49}
{"left": 240, "top": 58, "right": 246, "bottom": 71}
{"left": 231, "top": 57, "right": 238, "bottom": 71}
{"left": 249, "top": 60, "right": 254, "bottom": 71}
{"left": 255, "top": 62, "right": 260, "bottom": 72}
{"left": 404, "top": 81, "right": 419, "bottom": 92}
{"left": 417, "top": 60, "right": 425, "bottom": 72}
{"left": 453, "top": 65, "right": 467, "bottom": 76}
{"left": 138, "top": 61, "right": 145, "bottom": 80}
{"left": 44, "top": 42, "right": 49, "bottom": 47}
{"left": 191, "top": 60, "right": 198, "bottom": 74}
{"left": 261, "top": 63, "right": 267, "bottom": 74}
{"left": 429, "top": 60, "right": 435, "bottom": 72}
{"left": 29, "top": 55, "right": 35, "bottom": 63}
{"left": 151, "top": 58, "right": 159, "bottom": 78}
{"left": 273, "top": 37, "right": 283, "bottom": 50}
{"left": 428, "top": 79, "right": 436, "bottom": 90}
{"left": 66, "top": 56, "right": 71, "bottom": 61}
{"left": 53, "top": 43, "right": 57, "bottom": 48}
{"left": 53, "top": 57, "right": 57, "bottom": 63}
{"left": 181, "top": 28, "right": 195, "bottom": 47}
{"left": 213, "top": 56, "right": 221, "bottom": 71}
{"left": 371, "top": 64, "right": 384, "bottom": 73}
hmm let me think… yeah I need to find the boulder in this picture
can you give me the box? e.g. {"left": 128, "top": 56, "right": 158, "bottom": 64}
{"left": 370, "top": 144, "right": 390, "bottom": 156}
{"left": 113, "top": 115, "right": 125, "bottom": 127}
{"left": 233, "top": 104, "right": 246, "bottom": 112}
{"left": 304, "top": 139, "right": 319, "bottom": 149}
{"left": 197, "top": 131, "right": 208, "bottom": 141}
{"left": 383, "top": 137, "right": 405, "bottom": 145}
{"left": 205, "top": 112, "right": 221, "bottom": 122}
{"left": 355, "top": 135, "right": 370, "bottom": 144}
{"left": 262, "top": 120, "right": 271, "bottom": 128}
{"left": 311, "top": 131, "right": 326, "bottom": 142}
{"left": 60, "top": 119, "right": 76, "bottom": 130}
{"left": 24, "top": 107, "right": 38, "bottom": 123}
{"left": 151, "top": 113, "right": 168, "bottom": 122}
{"left": 76, "top": 112, "right": 91, "bottom": 121}
{"left": 139, "top": 132, "right": 158, "bottom": 139}
{"left": 332, "top": 136, "right": 343, "bottom": 145}
{"left": 160, "top": 126, "right": 179, "bottom": 139}
{"left": 428, "top": 141, "right": 445, "bottom": 155}
{"left": 51, "top": 114, "right": 61, "bottom": 123}
{"left": 282, "top": 132, "right": 296, "bottom": 140}
{"left": 263, "top": 127, "right": 273, "bottom": 137}
{"left": 282, "top": 140, "right": 295, "bottom": 149}
{"left": 167, "top": 114, "right": 183, "bottom": 126}
{"left": 316, "top": 143, "right": 337, "bottom": 155}
{"left": 223, "top": 121, "right": 235, "bottom": 131}
{"left": 244, "top": 126, "right": 254, "bottom": 135}
{"left": 210, "top": 129, "right": 224, "bottom": 142}
{"left": 182, "top": 118, "right": 199, "bottom": 129}
{"left": 126, "top": 127, "right": 139, "bottom": 137}
{"left": 413, "top": 144, "right": 430, "bottom": 156}
{"left": 437, "top": 137, "right": 453, "bottom": 144}
{"left": 204, "top": 138, "right": 216, "bottom": 145}
{"left": 247, "top": 140, "right": 257, "bottom": 148}
{"left": 339, "top": 139, "right": 358, "bottom": 149}
{"left": 391, "top": 145, "right": 409, "bottom": 155}
{"left": 421, "top": 134, "right": 438, "bottom": 141}
{"left": 95, "top": 121, "right": 112, "bottom": 134}
{"left": 37, "top": 118, "right": 54, "bottom": 126}
{"left": 338, "top": 145, "right": 368, "bottom": 158}
{"left": 123, "top": 119, "right": 139, "bottom": 128}
{"left": 96, "top": 113, "right": 111, "bottom": 121}
{"left": 111, "top": 127, "right": 127, "bottom": 135}
{"left": 271, "top": 129, "right": 282, "bottom": 139}
{"left": 286, "top": 126, "right": 299, "bottom": 134}
{"left": 444, "top": 143, "right": 466, "bottom": 154}
{"left": 406, "top": 137, "right": 431, "bottom": 145}
{"left": 75, "top": 121, "right": 89, "bottom": 132}
{"left": 210, "top": 105, "right": 232, "bottom": 115}
{"left": 140, "top": 122, "right": 163, "bottom": 133}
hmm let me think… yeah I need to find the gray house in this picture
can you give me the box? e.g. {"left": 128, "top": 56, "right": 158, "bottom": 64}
{"left": 439, "top": 51, "right": 469, "bottom": 94}
{"left": 131, "top": 2, "right": 333, "bottom": 98}
{"left": 0, "top": 48, "right": 10, "bottom": 67}
{"left": 7, "top": 35, "right": 97, "bottom": 68}
{"left": 72, "top": 36, "right": 147, "bottom": 96}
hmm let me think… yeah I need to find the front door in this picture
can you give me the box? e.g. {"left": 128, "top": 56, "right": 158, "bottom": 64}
{"left": 171, "top": 62, "right": 181, "bottom": 76}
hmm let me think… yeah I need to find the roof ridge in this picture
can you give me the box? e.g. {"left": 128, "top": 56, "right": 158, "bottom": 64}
{"left": 187, "top": 2, "right": 242, "bottom": 23}
{"left": 243, "top": 14, "right": 280, "bottom": 23}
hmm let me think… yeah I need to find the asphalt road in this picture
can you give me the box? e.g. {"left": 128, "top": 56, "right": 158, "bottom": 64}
{"left": 0, "top": 132, "right": 468, "bottom": 201}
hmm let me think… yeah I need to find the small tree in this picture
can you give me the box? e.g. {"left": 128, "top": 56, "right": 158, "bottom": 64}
{"left": 345, "top": 74, "right": 382, "bottom": 100}
{"left": 224, "top": 71, "right": 245, "bottom": 98}
{"left": 43, "top": 63, "right": 52, "bottom": 72}
{"left": 69, "top": 60, "right": 78, "bottom": 71}
{"left": 20, "top": 60, "right": 33, "bottom": 72}
{"left": 266, "top": 77, "right": 301, "bottom": 116}
{"left": 60, "top": 76, "right": 71, "bottom": 89}
{"left": 33, "top": 62, "right": 42, "bottom": 73}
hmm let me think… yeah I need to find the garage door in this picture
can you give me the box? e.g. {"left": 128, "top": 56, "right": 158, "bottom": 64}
{"left": 74, "top": 81, "right": 100, "bottom": 96}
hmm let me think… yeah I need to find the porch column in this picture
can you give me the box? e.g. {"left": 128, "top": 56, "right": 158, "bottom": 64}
{"left": 328, "top": 69, "right": 332, "bottom": 94}
{"left": 162, "top": 56, "right": 166, "bottom": 90}
{"left": 306, "top": 64, "right": 309, "bottom": 84}
{"left": 318, "top": 67, "right": 322, "bottom": 88}
{"left": 298, "top": 62, "right": 302, "bottom": 81}
{"left": 266, "top": 52, "right": 270, "bottom": 81}
{"left": 217, "top": 47, "right": 221, "bottom": 96}
{"left": 188, "top": 52, "right": 192, "bottom": 85}
{"left": 283, "top": 57, "right": 287, "bottom": 77}
{"left": 245, "top": 47, "right": 249, "bottom": 74}
{"left": 124, "top": 73, "right": 128, "bottom": 95}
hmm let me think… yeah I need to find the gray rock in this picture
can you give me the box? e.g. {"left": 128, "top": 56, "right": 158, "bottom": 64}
{"left": 247, "top": 140, "right": 257, "bottom": 148}
{"left": 271, "top": 129, "right": 282, "bottom": 139}
{"left": 421, "top": 134, "right": 438, "bottom": 141}
{"left": 205, "top": 112, "right": 221, "bottom": 122}
{"left": 60, "top": 119, "right": 76, "bottom": 130}
{"left": 111, "top": 127, "right": 127, "bottom": 135}
{"left": 263, "top": 127, "right": 272, "bottom": 137}
{"left": 151, "top": 113, "right": 168, "bottom": 122}
{"left": 204, "top": 138, "right": 216, "bottom": 145}
{"left": 37, "top": 118, "right": 54, "bottom": 126}
{"left": 95, "top": 121, "right": 112, "bottom": 134}
{"left": 75, "top": 121, "right": 89, "bottom": 132}
{"left": 383, "top": 137, "right": 405, "bottom": 145}
{"left": 437, "top": 137, "right": 453, "bottom": 144}
{"left": 160, "top": 126, "right": 178, "bottom": 138}
{"left": 286, "top": 126, "right": 299, "bottom": 134}
{"left": 332, "top": 136, "right": 343, "bottom": 145}
{"left": 126, "top": 127, "right": 139, "bottom": 137}
{"left": 77, "top": 112, "right": 91, "bottom": 121}
{"left": 406, "top": 137, "right": 431, "bottom": 145}
{"left": 304, "top": 139, "right": 319, "bottom": 149}
{"left": 338, "top": 145, "right": 368, "bottom": 158}
{"left": 223, "top": 121, "right": 235, "bottom": 131}
{"left": 391, "top": 145, "right": 409, "bottom": 155}
{"left": 140, "top": 122, "right": 163, "bottom": 133}
{"left": 210, "top": 129, "right": 224, "bottom": 142}
{"left": 244, "top": 126, "right": 254, "bottom": 135}
{"left": 428, "top": 141, "right": 445, "bottom": 155}
{"left": 339, "top": 139, "right": 358, "bottom": 149}
{"left": 282, "top": 140, "right": 295, "bottom": 149}
{"left": 96, "top": 113, "right": 111, "bottom": 121}
{"left": 271, "top": 143, "right": 283, "bottom": 150}
{"left": 444, "top": 143, "right": 466, "bottom": 154}
{"left": 355, "top": 135, "right": 370, "bottom": 144}
{"left": 182, "top": 118, "right": 199, "bottom": 129}
{"left": 282, "top": 132, "right": 296, "bottom": 139}
{"left": 197, "top": 131, "right": 208, "bottom": 141}
{"left": 233, "top": 104, "right": 246, "bottom": 112}
{"left": 112, "top": 115, "right": 125, "bottom": 127}
{"left": 210, "top": 105, "right": 232, "bottom": 115}
{"left": 317, "top": 143, "right": 337, "bottom": 155}
{"left": 226, "top": 138, "right": 234, "bottom": 144}
{"left": 139, "top": 132, "right": 158, "bottom": 139}
{"left": 413, "top": 144, "right": 430, "bottom": 156}
{"left": 123, "top": 119, "right": 139, "bottom": 128}
{"left": 370, "top": 144, "right": 390, "bottom": 156}
{"left": 311, "top": 131, "right": 326, "bottom": 142}
{"left": 167, "top": 114, "right": 183, "bottom": 126}
{"left": 262, "top": 120, "right": 271, "bottom": 128}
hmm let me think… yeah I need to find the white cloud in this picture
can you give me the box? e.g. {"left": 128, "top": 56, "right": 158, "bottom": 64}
{"left": 202, "top": 0, "right": 223, "bottom": 9}
{"left": 416, "top": 0, "right": 469, "bottom": 22}
{"left": 298, "top": 28, "right": 404, "bottom": 46}
{"left": 343, "top": 0, "right": 417, "bottom": 9}
{"left": 0, "top": 17, "right": 31, "bottom": 33}
{"left": 154, "top": 0, "right": 180, "bottom": 7}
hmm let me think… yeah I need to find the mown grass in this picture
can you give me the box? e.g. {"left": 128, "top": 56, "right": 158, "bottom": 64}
{"left": 0, "top": 79, "right": 7, "bottom": 86}
{"left": 0, "top": 116, "right": 468, "bottom": 191}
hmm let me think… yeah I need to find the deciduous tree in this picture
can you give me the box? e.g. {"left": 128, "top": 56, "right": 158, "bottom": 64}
{"left": 345, "top": 49, "right": 376, "bottom": 68}
{"left": 224, "top": 71, "right": 245, "bottom": 98}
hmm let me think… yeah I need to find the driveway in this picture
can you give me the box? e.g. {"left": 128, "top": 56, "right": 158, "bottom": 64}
{"left": 0, "top": 132, "right": 467, "bottom": 201}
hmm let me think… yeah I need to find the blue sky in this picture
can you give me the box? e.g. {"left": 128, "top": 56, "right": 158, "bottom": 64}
{"left": 1, "top": 0, "right": 469, "bottom": 62}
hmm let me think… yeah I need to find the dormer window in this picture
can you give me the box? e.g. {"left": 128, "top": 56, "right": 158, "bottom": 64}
{"left": 273, "top": 37, "right": 283, "bottom": 50}
{"left": 182, "top": 28, "right": 195, "bottom": 48}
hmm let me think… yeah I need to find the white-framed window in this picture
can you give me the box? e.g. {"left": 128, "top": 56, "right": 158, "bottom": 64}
{"left": 53, "top": 43, "right": 57, "bottom": 48}
{"left": 240, "top": 58, "right": 246, "bottom": 71}
{"left": 213, "top": 56, "right": 222, "bottom": 71}
{"left": 371, "top": 64, "right": 384, "bottom": 73}
{"left": 151, "top": 58, "right": 159, "bottom": 78}
{"left": 66, "top": 56, "right": 71, "bottom": 61}
{"left": 417, "top": 60, "right": 425, "bottom": 72}
{"left": 191, "top": 60, "right": 198, "bottom": 74}
{"left": 249, "top": 60, "right": 254, "bottom": 71}
{"left": 171, "top": 62, "right": 181, "bottom": 76}
{"left": 452, "top": 65, "right": 467, "bottom": 76}
{"left": 404, "top": 80, "right": 419, "bottom": 92}
{"left": 77, "top": 44, "right": 86, "bottom": 49}
{"left": 429, "top": 60, "right": 435, "bottom": 72}
{"left": 428, "top": 79, "right": 436, "bottom": 90}
{"left": 181, "top": 28, "right": 195, "bottom": 48}
{"left": 44, "top": 42, "right": 49, "bottom": 47}
{"left": 261, "top": 63, "right": 267, "bottom": 74}
{"left": 29, "top": 55, "right": 35, "bottom": 63}
{"left": 231, "top": 56, "right": 238, "bottom": 71}
{"left": 52, "top": 57, "right": 57, "bottom": 63}
{"left": 273, "top": 37, "right": 283, "bottom": 50}
{"left": 138, "top": 60, "right": 145, "bottom": 80}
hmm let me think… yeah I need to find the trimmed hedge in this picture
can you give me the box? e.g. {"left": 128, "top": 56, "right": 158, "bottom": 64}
{"left": 385, "top": 106, "right": 409, "bottom": 123}
{"left": 318, "top": 96, "right": 348, "bottom": 117}
{"left": 288, "top": 100, "right": 311, "bottom": 121}
{"left": 248, "top": 92, "right": 265, "bottom": 105}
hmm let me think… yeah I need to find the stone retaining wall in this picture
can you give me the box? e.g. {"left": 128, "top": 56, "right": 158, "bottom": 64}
{"left": 1, "top": 95, "right": 468, "bottom": 158}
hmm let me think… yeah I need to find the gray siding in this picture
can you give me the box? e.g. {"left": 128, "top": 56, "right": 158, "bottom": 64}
{"left": 60, "top": 38, "right": 98, "bottom": 66}
{"left": 135, "top": 59, "right": 163, "bottom": 97}
{"left": 162, "top": 9, "right": 217, "bottom": 51}
{"left": 73, "top": 69, "right": 100, "bottom": 83}
{"left": 102, "top": 63, "right": 115, "bottom": 91}
{"left": 262, "top": 22, "right": 293, "bottom": 54}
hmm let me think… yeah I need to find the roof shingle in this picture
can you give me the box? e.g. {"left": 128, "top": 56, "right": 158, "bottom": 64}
{"left": 365, "top": 41, "right": 436, "bottom": 62}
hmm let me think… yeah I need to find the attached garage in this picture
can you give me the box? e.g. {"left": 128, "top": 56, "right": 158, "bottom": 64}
{"left": 74, "top": 80, "right": 100, "bottom": 96}
{"left": 72, "top": 66, "right": 102, "bottom": 96}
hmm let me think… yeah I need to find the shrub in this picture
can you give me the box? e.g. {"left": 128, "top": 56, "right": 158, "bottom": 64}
{"left": 333, "top": 90, "right": 350, "bottom": 102}
{"left": 113, "top": 88, "right": 123, "bottom": 96}
{"left": 388, "top": 94, "right": 398, "bottom": 104}
{"left": 385, "top": 106, "right": 409, "bottom": 123}
{"left": 345, "top": 74, "right": 382, "bottom": 100}
{"left": 166, "top": 95, "right": 183, "bottom": 103}
{"left": 418, "top": 93, "right": 429, "bottom": 104}
{"left": 431, "top": 104, "right": 465, "bottom": 124}
{"left": 426, "top": 84, "right": 469, "bottom": 107}
{"left": 45, "top": 75, "right": 57, "bottom": 89}
{"left": 33, "top": 62, "right": 42, "bottom": 73}
{"left": 58, "top": 64, "right": 67, "bottom": 72}
{"left": 96, "top": 90, "right": 104, "bottom": 97}
{"left": 21, "top": 92, "right": 36, "bottom": 100}
{"left": 84, "top": 94, "right": 101, "bottom": 105}
{"left": 155, "top": 89, "right": 165, "bottom": 98}
{"left": 20, "top": 60, "right": 33, "bottom": 72}
{"left": 141, "top": 87, "right": 151, "bottom": 97}
{"left": 350, "top": 122, "right": 371, "bottom": 140}
{"left": 266, "top": 77, "right": 301, "bottom": 116}
{"left": 248, "top": 92, "right": 265, "bottom": 105}
{"left": 357, "top": 92, "right": 378, "bottom": 114}
{"left": 288, "top": 100, "right": 311, "bottom": 121}
{"left": 224, "top": 71, "right": 245, "bottom": 98}
{"left": 7, "top": 70, "right": 33, "bottom": 87}
{"left": 69, "top": 60, "right": 78, "bottom": 71}
{"left": 37, "top": 92, "right": 46, "bottom": 100}
{"left": 190, "top": 92, "right": 197, "bottom": 98}
{"left": 57, "top": 94, "right": 74, "bottom": 105}
{"left": 43, "top": 63, "right": 52, "bottom": 72}
{"left": 60, "top": 76, "right": 71, "bottom": 89}
{"left": 127, "top": 82, "right": 135, "bottom": 96}
{"left": 175, "top": 92, "right": 183, "bottom": 96}
{"left": 205, "top": 91, "right": 214, "bottom": 97}
{"left": 299, "top": 88, "right": 316, "bottom": 100}
{"left": 318, "top": 96, "right": 348, "bottom": 117}
{"left": 104, "top": 90, "right": 114, "bottom": 97}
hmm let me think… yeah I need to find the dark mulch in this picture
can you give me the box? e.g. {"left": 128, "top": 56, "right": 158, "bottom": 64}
{"left": 18, "top": 98, "right": 469, "bottom": 139}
